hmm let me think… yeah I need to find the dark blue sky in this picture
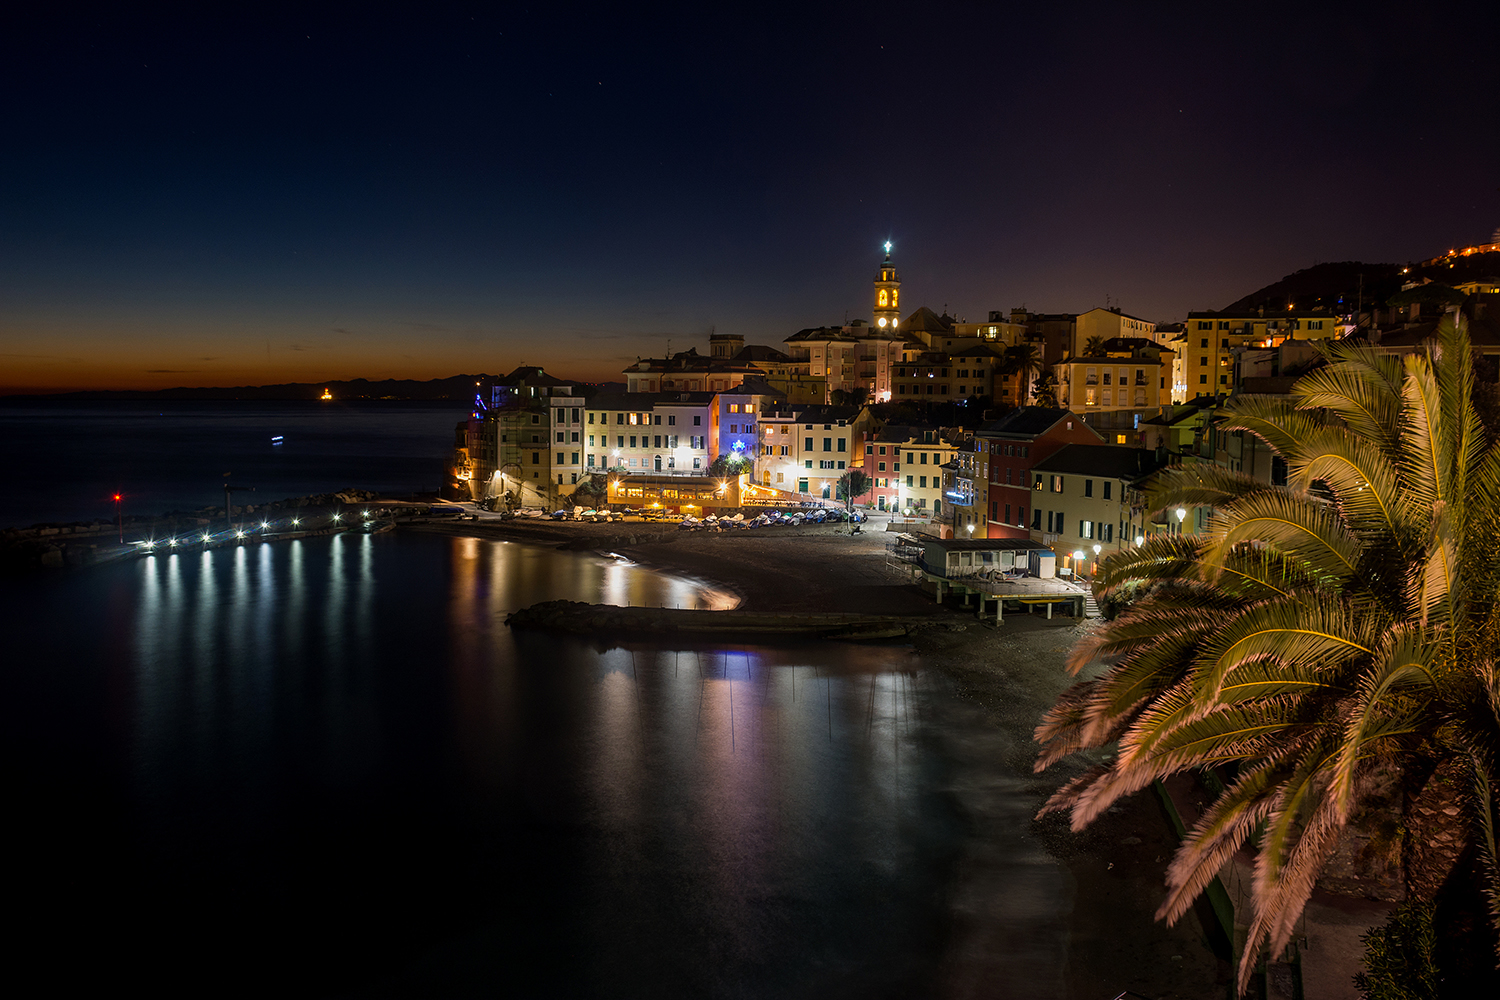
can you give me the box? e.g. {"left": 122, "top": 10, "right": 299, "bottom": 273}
{"left": 2, "top": 3, "right": 1496, "bottom": 390}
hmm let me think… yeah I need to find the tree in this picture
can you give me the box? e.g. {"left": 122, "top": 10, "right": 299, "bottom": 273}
{"left": 1084, "top": 334, "right": 1106, "bottom": 356}
{"left": 571, "top": 473, "right": 609, "bottom": 507}
{"left": 831, "top": 386, "right": 870, "bottom": 408}
{"left": 1005, "top": 344, "right": 1044, "bottom": 404}
{"left": 1031, "top": 372, "right": 1060, "bottom": 408}
{"left": 707, "top": 452, "right": 752, "bottom": 479}
{"left": 836, "top": 469, "right": 870, "bottom": 515}
{"left": 1034, "top": 317, "right": 1500, "bottom": 994}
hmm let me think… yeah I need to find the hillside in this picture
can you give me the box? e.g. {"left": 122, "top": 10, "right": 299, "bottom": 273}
{"left": 1221, "top": 249, "right": 1500, "bottom": 314}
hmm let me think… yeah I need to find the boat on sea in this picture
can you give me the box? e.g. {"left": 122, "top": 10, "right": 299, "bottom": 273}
{"left": 271, "top": 435, "right": 284, "bottom": 446}
{"left": 320, "top": 388, "right": 333, "bottom": 400}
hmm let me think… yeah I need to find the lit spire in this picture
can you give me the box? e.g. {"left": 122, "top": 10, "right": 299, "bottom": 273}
{"left": 883, "top": 240, "right": 892, "bottom": 256}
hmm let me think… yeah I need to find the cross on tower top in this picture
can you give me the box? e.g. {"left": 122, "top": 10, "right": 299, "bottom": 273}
{"left": 883, "top": 240, "right": 892, "bottom": 255}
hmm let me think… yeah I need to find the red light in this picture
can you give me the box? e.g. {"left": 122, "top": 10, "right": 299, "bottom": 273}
{"left": 113, "top": 494, "right": 121, "bottom": 501}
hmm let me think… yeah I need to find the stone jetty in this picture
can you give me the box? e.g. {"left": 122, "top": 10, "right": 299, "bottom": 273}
{"left": 505, "top": 599, "right": 957, "bottom": 640}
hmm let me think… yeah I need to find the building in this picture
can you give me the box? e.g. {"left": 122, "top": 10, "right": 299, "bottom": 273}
{"left": 1052, "top": 341, "right": 1173, "bottom": 438}
{"left": 938, "top": 439, "right": 988, "bottom": 538}
{"left": 755, "top": 404, "right": 874, "bottom": 499}
{"left": 976, "top": 407, "right": 1105, "bottom": 538}
{"left": 1027, "top": 444, "right": 1164, "bottom": 578}
{"left": 877, "top": 426, "right": 961, "bottom": 517}
{"left": 891, "top": 344, "right": 1007, "bottom": 403}
{"left": 1006, "top": 309, "right": 1078, "bottom": 365}
{"left": 459, "top": 366, "right": 582, "bottom": 507}
{"left": 1074, "top": 307, "right": 1160, "bottom": 356}
{"left": 584, "top": 392, "right": 716, "bottom": 476}
{"left": 1182, "top": 309, "right": 1341, "bottom": 398}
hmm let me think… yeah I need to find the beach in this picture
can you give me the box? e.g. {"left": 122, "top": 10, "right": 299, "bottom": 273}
{"left": 414, "top": 513, "right": 1227, "bottom": 998}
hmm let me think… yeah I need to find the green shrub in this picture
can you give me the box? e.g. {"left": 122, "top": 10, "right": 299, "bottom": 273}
{"left": 1354, "top": 901, "right": 1438, "bottom": 1000}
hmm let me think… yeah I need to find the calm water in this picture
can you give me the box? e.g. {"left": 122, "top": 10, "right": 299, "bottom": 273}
{"left": 2, "top": 532, "right": 980, "bottom": 997}
{"left": 0, "top": 398, "right": 469, "bottom": 528}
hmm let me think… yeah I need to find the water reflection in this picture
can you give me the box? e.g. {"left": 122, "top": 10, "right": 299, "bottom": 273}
{"left": 19, "top": 532, "right": 964, "bottom": 997}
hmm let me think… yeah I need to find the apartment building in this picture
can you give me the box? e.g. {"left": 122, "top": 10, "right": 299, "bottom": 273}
{"left": 976, "top": 407, "right": 1105, "bottom": 539}
{"left": 755, "top": 404, "right": 872, "bottom": 499}
{"left": 891, "top": 344, "right": 1007, "bottom": 402}
{"left": 1074, "top": 307, "right": 1160, "bottom": 355}
{"left": 1053, "top": 343, "right": 1172, "bottom": 437}
{"left": 1182, "top": 309, "right": 1340, "bottom": 398}
{"left": 584, "top": 392, "right": 715, "bottom": 476}
{"left": 1027, "top": 444, "right": 1164, "bottom": 578}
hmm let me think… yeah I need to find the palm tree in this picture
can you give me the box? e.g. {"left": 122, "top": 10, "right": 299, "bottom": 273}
{"left": 1034, "top": 316, "right": 1500, "bottom": 993}
{"left": 1006, "top": 344, "right": 1044, "bottom": 405}
{"left": 1084, "top": 334, "right": 1106, "bottom": 356}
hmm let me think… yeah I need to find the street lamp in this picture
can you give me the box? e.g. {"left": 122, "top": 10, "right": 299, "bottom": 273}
{"left": 1175, "top": 506, "right": 1187, "bottom": 534}
{"left": 113, "top": 493, "right": 123, "bottom": 543}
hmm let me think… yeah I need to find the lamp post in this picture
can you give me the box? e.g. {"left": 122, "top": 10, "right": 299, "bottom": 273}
{"left": 1175, "top": 506, "right": 1188, "bottom": 535}
{"left": 1092, "top": 542, "right": 1102, "bottom": 577}
{"left": 114, "top": 493, "right": 122, "bottom": 543}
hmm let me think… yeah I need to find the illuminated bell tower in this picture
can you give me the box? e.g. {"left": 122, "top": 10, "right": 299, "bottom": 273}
{"left": 873, "top": 241, "right": 901, "bottom": 331}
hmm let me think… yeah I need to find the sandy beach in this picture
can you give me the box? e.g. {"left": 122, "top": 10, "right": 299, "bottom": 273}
{"left": 413, "top": 514, "right": 1226, "bottom": 999}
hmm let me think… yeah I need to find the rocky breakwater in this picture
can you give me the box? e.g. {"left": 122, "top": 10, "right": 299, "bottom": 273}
{"left": 506, "top": 599, "right": 961, "bottom": 641}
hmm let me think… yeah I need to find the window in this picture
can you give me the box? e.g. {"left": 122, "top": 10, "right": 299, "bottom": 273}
{"left": 823, "top": 437, "right": 832, "bottom": 451}
{"left": 693, "top": 416, "right": 701, "bottom": 425}
{"left": 1050, "top": 475, "right": 1064, "bottom": 493}
{"left": 837, "top": 438, "right": 846, "bottom": 452}
{"left": 616, "top": 435, "right": 624, "bottom": 447}
{"left": 1197, "top": 321, "right": 1212, "bottom": 330}
{"left": 906, "top": 475, "right": 914, "bottom": 487}
{"left": 729, "top": 404, "right": 740, "bottom": 413}
{"left": 919, "top": 476, "right": 927, "bottom": 488}
{"left": 587, "top": 454, "right": 595, "bottom": 467}
{"left": 616, "top": 413, "right": 624, "bottom": 424}
{"left": 588, "top": 413, "right": 595, "bottom": 424}
{"left": 571, "top": 432, "right": 579, "bottom": 443}
{"left": 1103, "top": 482, "right": 1112, "bottom": 500}
{"left": 878, "top": 462, "right": 886, "bottom": 471}
{"left": 1199, "top": 374, "right": 1208, "bottom": 384}
{"left": 1005, "top": 503, "right": 1011, "bottom": 523}
{"left": 556, "top": 432, "right": 565, "bottom": 443}
{"left": 557, "top": 452, "right": 564, "bottom": 465}
{"left": 1084, "top": 479, "right": 1093, "bottom": 497}
{"left": 1200, "top": 338, "right": 1209, "bottom": 348}
{"left": 805, "top": 460, "right": 813, "bottom": 469}
{"left": 653, "top": 435, "right": 662, "bottom": 447}
{"left": 667, "top": 415, "right": 676, "bottom": 425}
{"left": 1034, "top": 474, "right": 1043, "bottom": 490}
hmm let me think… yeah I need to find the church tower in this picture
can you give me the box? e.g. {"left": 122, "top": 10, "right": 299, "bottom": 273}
{"left": 873, "top": 242, "right": 900, "bottom": 330}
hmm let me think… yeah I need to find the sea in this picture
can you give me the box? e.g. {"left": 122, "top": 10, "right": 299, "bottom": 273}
{"left": 0, "top": 397, "right": 472, "bottom": 529}
{"left": 0, "top": 400, "right": 1102, "bottom": 998}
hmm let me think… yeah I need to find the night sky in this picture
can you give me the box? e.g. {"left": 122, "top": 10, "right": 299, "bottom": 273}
{"left": 2, "top": 4, "right": 1496, "bottom": 392}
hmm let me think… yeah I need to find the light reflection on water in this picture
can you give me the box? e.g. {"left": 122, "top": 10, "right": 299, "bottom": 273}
{"left": 8, "top": 532, "right": 965, "bottom": 997}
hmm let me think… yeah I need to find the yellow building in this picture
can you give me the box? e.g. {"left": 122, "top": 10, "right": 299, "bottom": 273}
{"left": 1183, "top": 310, "right": 1339, "bottom": 398}
{"left": 1073, "top": 307, "right": 1159, "bottom": 356}
{"left": 1053, "top": 348, "right": 1172, "bottom": 437}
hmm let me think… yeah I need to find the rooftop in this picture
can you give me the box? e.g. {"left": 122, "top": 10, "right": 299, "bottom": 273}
{"left": 1032, "top": 443, "right": 1163, "bottom": 480}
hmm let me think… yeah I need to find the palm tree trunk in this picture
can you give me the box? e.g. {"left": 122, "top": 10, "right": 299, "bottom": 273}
{"left": 1406, "top": 757, "right": 1471, "bottom": 901}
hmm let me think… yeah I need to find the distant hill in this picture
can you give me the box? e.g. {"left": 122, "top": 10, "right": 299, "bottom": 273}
{"left": 12, "top": 374, "right": 497, "bottom": 401}
{"left": 1221, "top": 261, "right": 1402, "bottom": 313}
{"left": 1221, "top": 250, "right": 1500, "bottom": 314}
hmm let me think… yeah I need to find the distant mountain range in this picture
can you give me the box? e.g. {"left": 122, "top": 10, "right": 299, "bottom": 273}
{"left": 7, "top": 373, "right": 628, "bottom": 401}
{"left": 9, "top": 374, "right": 505, "bottom": 402}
